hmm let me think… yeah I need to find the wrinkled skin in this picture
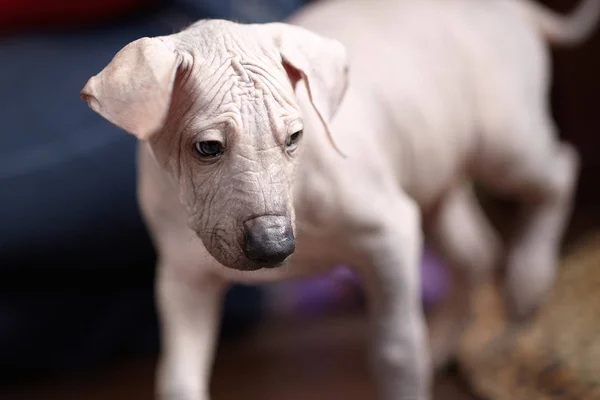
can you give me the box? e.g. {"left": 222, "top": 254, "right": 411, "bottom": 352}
{"left": 151, "top": 23, "right": 303, "bottom": 270}
{"left": 81, "top": 20, "right": 343, "bottom": 270}
{"left": 80, "top": 1, "right": 597, "bottom": 399}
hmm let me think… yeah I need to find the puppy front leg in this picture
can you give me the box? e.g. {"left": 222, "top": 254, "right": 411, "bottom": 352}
{"left": 358, "top": 197, "right": 431, "bottom": 400}
{"left": 156, "top": 260, "right": 226, "bottom": 400}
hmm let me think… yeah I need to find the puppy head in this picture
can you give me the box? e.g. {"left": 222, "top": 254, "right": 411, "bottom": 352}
{"left": 81, "top": 20, "right": 348, "bottom": 270}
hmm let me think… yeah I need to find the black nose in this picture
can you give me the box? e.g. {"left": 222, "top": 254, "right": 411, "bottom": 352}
{"left": 243, "top": 215, "right": 295, "bottom": 267}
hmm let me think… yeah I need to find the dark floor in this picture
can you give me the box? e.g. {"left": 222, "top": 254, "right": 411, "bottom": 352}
{"left": 0, "top": 311, "right": 476, "bottom": 400}
{"left": 1, "top": 202, "right": 597, "bottom": 400}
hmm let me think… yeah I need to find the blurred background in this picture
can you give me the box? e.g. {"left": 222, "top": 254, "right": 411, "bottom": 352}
{"left": 0, "top": 0, "right": 598, "bottom": 399}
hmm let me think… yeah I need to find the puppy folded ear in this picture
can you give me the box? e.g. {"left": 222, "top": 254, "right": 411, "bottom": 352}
{"left": 264, "top": 23, "right": 349, "bottom": 155}
{"left": 80, "top": 37, "right": 181, "bottom": 140}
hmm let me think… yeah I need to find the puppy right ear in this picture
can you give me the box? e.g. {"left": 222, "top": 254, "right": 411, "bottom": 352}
{"left": 80, "top": 37, "right": 181, "bottom": 140}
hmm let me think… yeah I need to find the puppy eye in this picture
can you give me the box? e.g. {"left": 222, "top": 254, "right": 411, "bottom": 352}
{"left": 286, "top": 130, "right": 303, "bottom": 151}
{"left": 195, "top": 141, "right": 224, "bottom": 158}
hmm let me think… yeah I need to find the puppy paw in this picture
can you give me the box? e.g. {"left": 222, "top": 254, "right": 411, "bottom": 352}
{"left": 157, "top": 388, "right": 209, "bottom": 400}
{"left": 503, "top": 246, "right": 557, "bottom": 321}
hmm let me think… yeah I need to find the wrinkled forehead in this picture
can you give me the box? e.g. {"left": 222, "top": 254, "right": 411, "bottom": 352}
{"left": 179, "top": 20, "right": 279, "bottom": 63}
{"left": 173, "top": 20, "right": 301, "bottom": 130}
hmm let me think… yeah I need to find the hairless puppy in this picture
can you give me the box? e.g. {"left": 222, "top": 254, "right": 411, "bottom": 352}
{"left": 81, "top": 0, "right": 599, "bottom": 398}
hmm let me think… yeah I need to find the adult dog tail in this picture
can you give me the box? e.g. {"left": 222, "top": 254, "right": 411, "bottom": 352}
{"left": 515, "top": 0, "right": 600, "bottom": 46}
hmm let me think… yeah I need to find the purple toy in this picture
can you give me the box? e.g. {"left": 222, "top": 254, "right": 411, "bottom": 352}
{"left": 266, "top": 247, "right": 448, "bottom": 316}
